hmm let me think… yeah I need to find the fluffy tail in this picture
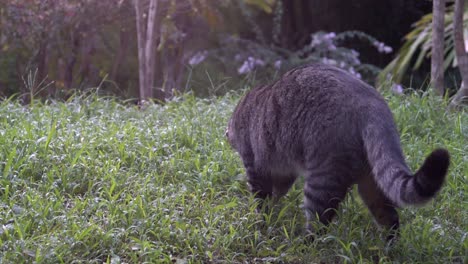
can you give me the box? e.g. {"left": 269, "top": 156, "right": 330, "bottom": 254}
{"left": 363, "top": 127, "right": 450, "bottom": 207}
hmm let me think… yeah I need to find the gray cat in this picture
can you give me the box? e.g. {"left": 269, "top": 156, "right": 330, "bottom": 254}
{"left": 226, "top": 64, "right": 450, "bottom": 239}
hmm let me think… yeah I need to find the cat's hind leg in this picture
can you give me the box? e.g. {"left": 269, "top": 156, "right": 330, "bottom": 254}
{"left": 303, "top": 172, "right": 350, "bottom": 233}
{"left": 358, "top": 174, "right": 400, "bottom": 242}
{"left": 272, "top": 174, "right": 297, "bottom": 198}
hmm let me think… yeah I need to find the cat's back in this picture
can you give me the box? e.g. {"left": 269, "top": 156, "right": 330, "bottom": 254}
{"left": 270, "top": 64, "right": 381, "bottom": 104}
{"left": 255, "top": 64, "right": 388, "bottom": 129}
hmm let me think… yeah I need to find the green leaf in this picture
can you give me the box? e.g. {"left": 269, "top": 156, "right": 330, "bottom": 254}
{"left": 244, "top": 0, "right": 276, "bottom": 13}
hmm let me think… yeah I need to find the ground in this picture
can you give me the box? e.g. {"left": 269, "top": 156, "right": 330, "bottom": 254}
{"left": 0, "top": 91, "right": 466, "bottom": 263}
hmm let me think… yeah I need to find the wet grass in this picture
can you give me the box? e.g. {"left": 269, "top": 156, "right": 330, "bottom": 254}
{"left": 0, "top": 91, "right": 466, "bottom": 263}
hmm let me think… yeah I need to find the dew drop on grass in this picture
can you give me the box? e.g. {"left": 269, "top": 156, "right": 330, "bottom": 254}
{"left": 0, "top": 222, "right": 14, "bottom": 235}
{"left": 22, "top": 249, "right": 36, "bottom": 258}
{"left": 12, "top": 204, "right": 24, "bottom": 214}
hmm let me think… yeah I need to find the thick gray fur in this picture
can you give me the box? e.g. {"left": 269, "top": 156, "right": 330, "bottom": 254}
{"left": 226, "top": 64, "right": 450, "bottom": 238}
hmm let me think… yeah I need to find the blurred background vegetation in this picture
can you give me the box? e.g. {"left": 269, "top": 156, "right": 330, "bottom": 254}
{"left": 0, "top": 0, "right": 462, "bottom": 102}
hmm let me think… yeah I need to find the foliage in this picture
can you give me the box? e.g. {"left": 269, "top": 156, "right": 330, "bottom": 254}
{"left": 187, "top": 0, "right": 392, "bottom": 91}
{"left": 189, "top": 30, "right": 391, "bottom": 89}
{"left": 0, "top": 91, "right": 466, "bottom": 263}
{"left": 244, "top": 0, "right": 276, "bottom": 14}
{"left": 0, "top": 0, "right": 126, "bottom": 97}
{"left": 378, "top": 3, "right": 468, "bottom": 86}
{"left": 0, "top": 0, "right": 227, "bottom": 99}
{"left": 0, "top": 0, "right": 396, "bottom": 100}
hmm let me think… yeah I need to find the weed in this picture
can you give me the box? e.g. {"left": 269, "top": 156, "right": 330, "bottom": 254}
{"left": 0, "top": 91, "right": 466, "bottom": 263}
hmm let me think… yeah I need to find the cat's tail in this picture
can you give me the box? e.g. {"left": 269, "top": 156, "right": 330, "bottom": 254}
{"left": 363, "top": 126, "right": 450, "bottom": 207}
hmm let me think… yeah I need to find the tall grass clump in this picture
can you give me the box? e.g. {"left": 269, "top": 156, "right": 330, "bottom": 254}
{"left": 0, "top": 91, "right": 466, "bottom": 263}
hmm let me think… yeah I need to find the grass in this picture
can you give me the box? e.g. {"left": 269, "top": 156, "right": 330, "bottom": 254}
{"left": 0, "top": 91, "right": 466, "bottom": 263}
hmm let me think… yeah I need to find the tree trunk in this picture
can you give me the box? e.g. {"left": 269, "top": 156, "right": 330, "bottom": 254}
{"left": 37, "top": 41, "right": 48, "bottom": 93}
{"left": 162, "top": 45, "right": 184, "bottom": 98}
{"left": 64, "top": 34, "right": 80, "bottom": 91}
{"left": 78, "top": 31, "right": 96, "bottom": 86}
{"left": 145, "top": 0, "right": 157, "bottom": 100}
{"left": 450, "top": 0, "right": 468, "bottom": 109}
{"left": 134, "top": 0, "right": 158, "bottom": 104}
{"left": 134, "top": 0, "right": 148, "bottom": 103}
{"left": 110, "top": 28, "right": 129, "bottom": 82}
{"left": 35, "top": 40, "right": 52, "bottom": 97}
{"left": 431, "top": 0, "right": 446, "bottom": 96}
{"left": 110, "top": 3, "right": 132, "bottom": 84}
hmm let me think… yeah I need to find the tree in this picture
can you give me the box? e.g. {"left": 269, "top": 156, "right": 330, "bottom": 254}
{"left": 450, "top": 0, "right": 468, "bottom": 109}
{"left": 1, "top": 0, "right": 125, "bottom": 100}
{"left": 110, "top": 2, "right": 132, "bottom": 84}
{"left": 133, "top": 0, "right": 158, "bottom": 103}
{"left": 431, "top": 0, "right": 446, "bottom": 96}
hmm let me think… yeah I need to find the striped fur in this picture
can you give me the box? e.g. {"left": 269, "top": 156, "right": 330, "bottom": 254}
{"left": 226, "top": 64, "right": 450, "bottom": 238}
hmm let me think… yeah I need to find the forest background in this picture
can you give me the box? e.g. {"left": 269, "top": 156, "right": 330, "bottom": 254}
{"left": 0, "top": 0, "right": 448, "bottom": 102}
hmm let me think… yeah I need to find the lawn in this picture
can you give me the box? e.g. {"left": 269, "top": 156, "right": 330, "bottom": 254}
{"left": 0, "top": 91, "right": 466, "bottom": 263}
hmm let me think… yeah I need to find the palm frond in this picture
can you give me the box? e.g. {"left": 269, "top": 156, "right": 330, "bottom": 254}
{"left": 378, "top": 4, "right": 468, "bottom": 85}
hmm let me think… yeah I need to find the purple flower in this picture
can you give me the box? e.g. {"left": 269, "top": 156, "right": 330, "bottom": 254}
{"left": 321, "top": 58, "right": 337, "bottom": 66}
{"left": 274, "top": 60, "right": 282, "bottom": 70}
{"left": 325, "top": 32, "right": 336, "bottom": 39}
{"left": 238, "top": 57, "right": 265, "bottom": 74}
{"left": 373, "top": 41, "right": 393, "bottom": 54}
{"left": 188, "top": 51, "right": 207, "bottom": 66}
{"left": 383, "top": 46, "right": 393, "bottom": 53}
{"left": 391, "top": 83, "right": 404, "bottom": 94}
